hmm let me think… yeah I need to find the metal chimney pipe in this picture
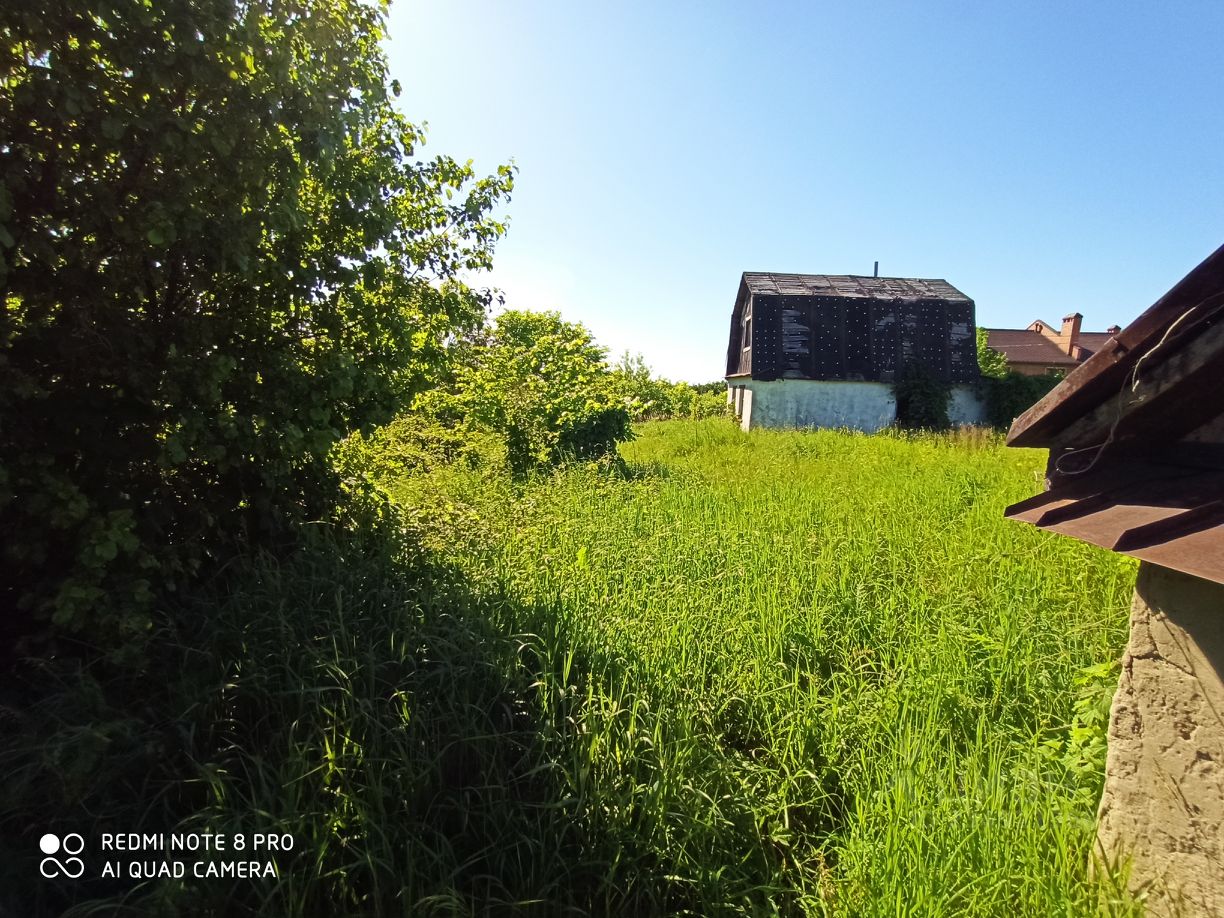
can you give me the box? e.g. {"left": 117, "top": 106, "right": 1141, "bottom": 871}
{"left": 873, "top": 261, "right": 879, "bottom": 277}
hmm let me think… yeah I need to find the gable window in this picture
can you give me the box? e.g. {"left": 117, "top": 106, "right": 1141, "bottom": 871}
{"left": 741, "top": 304, "right": 752, "bottom": 355}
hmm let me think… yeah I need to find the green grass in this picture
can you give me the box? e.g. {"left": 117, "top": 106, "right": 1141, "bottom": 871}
{"left": 2, "top": 418, "right": 1142, "bottom": 915}
{"left": 363, "top": 418, "right": 1142, "bottom": 914}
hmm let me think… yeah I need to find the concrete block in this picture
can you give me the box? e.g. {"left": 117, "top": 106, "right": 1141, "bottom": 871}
{"left": 1096, "top": 562, "right": 1224, "bottom": 916}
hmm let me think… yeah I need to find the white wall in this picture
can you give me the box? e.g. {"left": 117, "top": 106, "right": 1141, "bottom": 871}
{"left": 733, "top": 379, "right": 896, "bottom": 431}
{"left": 948, "top": 385, "right": 989, "bottom": 426}
{"left": 739, "top": 388, "right": 754, "bottom": 433}
{"left": 728, "top": 379, "right": 987, "bottom": 431}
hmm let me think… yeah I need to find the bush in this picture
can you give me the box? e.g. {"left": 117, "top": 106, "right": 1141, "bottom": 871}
{"left": 435, "top": 311, "right": 632, "bottom": 475}
{"left": 611, "top": 353, "right": 730, "bottom": 421}
{"left": 980, "top": 371, "right": 1063, "bottom": 430}
{"left": 892, "top": 364, "right": 952, "bottom": 429}
{"left": 976, "top": 327, "right": 1010, "bottom": 379}
{"left": 0, "top": 2, "right": 512, "bottom": 656}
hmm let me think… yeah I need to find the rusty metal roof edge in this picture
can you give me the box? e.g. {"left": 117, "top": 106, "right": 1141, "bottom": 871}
{"left": 1002, "top": 462, "right": 1224, "bottom": 583}
{"left": 1006, "top": 241, "right": 1224, "bottom": 448}
{"left": 1005, "top": 510, "right": 1224, "bottom": 583}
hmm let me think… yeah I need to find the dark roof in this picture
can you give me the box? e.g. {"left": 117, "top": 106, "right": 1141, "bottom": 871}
{"left": 727, "top": 271, "right": 979, "bottom": 383}
{"left": 984, "top": 329, "right": 1079, "bottom": 366}
{"left": 742, "top": 273, "right": 970, "bottom": 302}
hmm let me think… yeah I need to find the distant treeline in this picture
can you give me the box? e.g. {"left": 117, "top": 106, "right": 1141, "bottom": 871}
{"left": 610, "top": 352, "right": 729, "bottom": 421}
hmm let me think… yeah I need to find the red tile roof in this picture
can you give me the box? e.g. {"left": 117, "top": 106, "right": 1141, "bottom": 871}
{"left": 1075, "top": 331, "right": 1115, "bottom": 357}
{"left": 984, "top": 329, "right": 1079, "bottom": 366}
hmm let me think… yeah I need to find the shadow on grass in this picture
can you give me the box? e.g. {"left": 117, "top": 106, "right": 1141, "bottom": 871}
{"left": 0, "top": 522, "right": 829, "bottom": 917}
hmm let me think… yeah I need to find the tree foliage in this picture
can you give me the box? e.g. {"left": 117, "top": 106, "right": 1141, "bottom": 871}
{"left": 429, "top": 310, "right": 631, "bottom": 475}
{"left": 610, "top": 351, "right": 728, "bottom": 420}
{"left": 976, "top": 327, "right": 1010, "bottom": 379}
{"left": 0, "top": 0, "right": 513, "bottom": 653}
{"left": 972, "top": 327, "right": 1063, "bottom": 429}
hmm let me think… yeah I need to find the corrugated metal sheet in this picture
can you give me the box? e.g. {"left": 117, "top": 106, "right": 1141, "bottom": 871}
{"left": 1005, "top": 461, "right": 1224, "bottom": 584}
{"left": 1005, "top": 242, "right": 1224, "bottom": 585}
{"left": 1008, "top": 242, "right": 1224, "bottom": 450}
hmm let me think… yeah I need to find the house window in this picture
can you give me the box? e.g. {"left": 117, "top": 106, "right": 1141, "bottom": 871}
{"left": 741, "top": 304, "right": 752, "bottom": 354}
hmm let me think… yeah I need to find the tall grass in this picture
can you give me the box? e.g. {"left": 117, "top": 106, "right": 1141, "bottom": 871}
{"left": 375, "top": 418, "right": 1141, "bottom": 913}
{"left": 2, "top": 419, "right": 1141, "bottom": 915}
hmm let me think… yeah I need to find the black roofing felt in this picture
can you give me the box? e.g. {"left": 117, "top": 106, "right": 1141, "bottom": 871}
{"left": 727, "top": 273, "right": 980, "bottom": 383}
{"left": 742, "top": 273, "right": 971, "bottom": 302}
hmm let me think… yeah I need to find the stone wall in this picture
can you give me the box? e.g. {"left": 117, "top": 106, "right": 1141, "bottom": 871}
{"left": 1096, "top": 562, "right": 1224, "bottom": 916}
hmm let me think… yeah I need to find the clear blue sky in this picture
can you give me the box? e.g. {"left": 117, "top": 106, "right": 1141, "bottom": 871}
{"left": 387, "top": 1, "right": 1224, "bottom": 382}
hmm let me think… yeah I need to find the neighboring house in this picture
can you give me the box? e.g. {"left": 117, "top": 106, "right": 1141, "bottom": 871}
{"left": 1004, "top": 241, "right": 1224, "bottom": 915}
{"left": 725, "top": 272, "right": 986, "bottom": 431}
{"left": 984, "top": 314, "right": 1121, "bottom": 376}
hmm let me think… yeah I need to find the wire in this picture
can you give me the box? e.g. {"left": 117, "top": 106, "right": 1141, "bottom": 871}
{"left": 1052, "top": 294, "right": 1222, "bottom": 478}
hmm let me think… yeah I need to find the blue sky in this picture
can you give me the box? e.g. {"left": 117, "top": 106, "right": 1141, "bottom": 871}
{"left": 387, "top": 1, "right": 1224, "bottom": 382}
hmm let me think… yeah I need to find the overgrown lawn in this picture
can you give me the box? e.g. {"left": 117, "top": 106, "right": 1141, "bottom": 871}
{"left": 2, "top": 419, "right": 1141, "bottom": 916}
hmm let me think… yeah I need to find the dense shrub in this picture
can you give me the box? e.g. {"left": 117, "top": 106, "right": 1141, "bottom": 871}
{"left": 0, "top": 1, "right": 512, "bottom": 655}
{"left": 611, "top": 352, "right": 729, "bottom": 420}
{"left": 669, "top": 384, "right": 731, "bottom": 420}
{"left": 892, "top": 363, "right": 952, "bottom": 429}
{"left": 973, "top": 327, "right": 1062, "bottom": 429}
{"left": 431, "top": 310, "right": 632, "bottom": 475}
{"left": 335, "top": 413, "right": 506, "bottom": 484}
{"left": 980, "top": 371, "right": 1063, "bottom": 430}
{"left": 976, "top": 327, "right": 1011, "bottom": 379}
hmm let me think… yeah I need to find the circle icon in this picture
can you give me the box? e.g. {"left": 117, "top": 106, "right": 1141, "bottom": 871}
{"left": 38, "top": 833, "right": 85, "bottom": 878}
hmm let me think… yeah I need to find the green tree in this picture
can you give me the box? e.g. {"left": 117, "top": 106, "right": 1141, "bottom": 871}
{"left": 611, "top": 350, "right": 668, "bottom": 419}
{"left": 610, "top": 351, "right": 729, "bottom": 421}
{"left": 437, "top": 310, "right": 630, "bottom": 475}
{"left": 0, "top": 1, "right": 513, "bottom": 652}
{"left": 976, "top": 327, "right": 1010, "bottom": 379}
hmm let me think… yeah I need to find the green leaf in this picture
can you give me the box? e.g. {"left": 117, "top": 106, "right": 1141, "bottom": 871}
{"left": 1, "top": 0, "right": 514, "bottom": 660}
